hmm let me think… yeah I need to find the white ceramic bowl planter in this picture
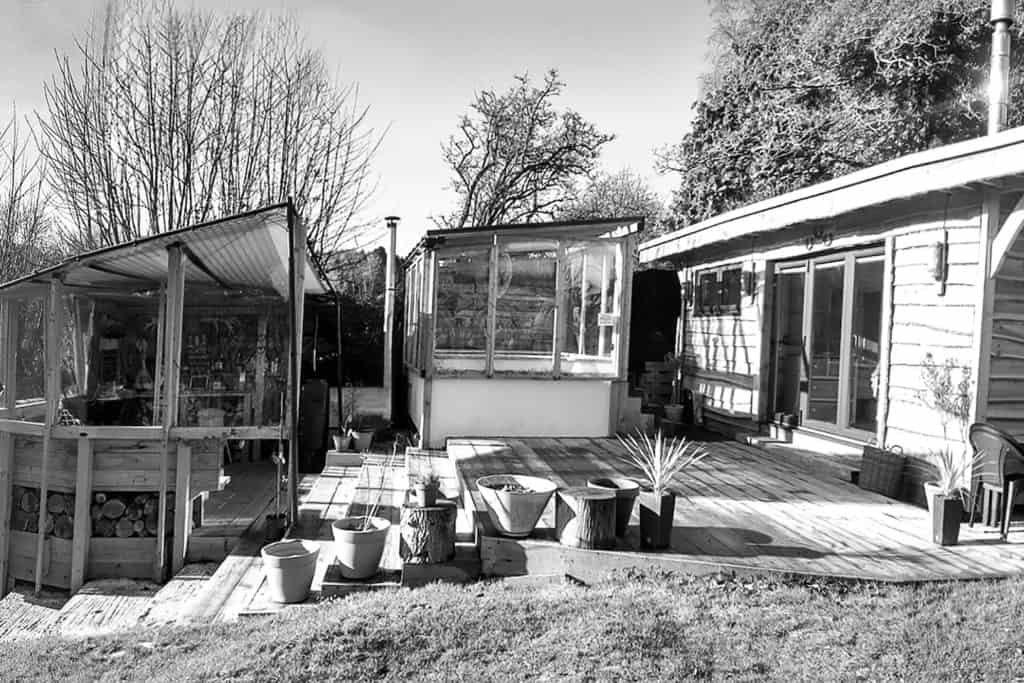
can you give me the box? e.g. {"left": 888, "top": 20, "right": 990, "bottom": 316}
{"left": 332, "top": 517, "right": 392, "bottom": 579}
{"left": 261, "top": 539, "right": 320, "bottom": 603}
{"left": 476, "top": 474, "right": 558, "bottom": 538}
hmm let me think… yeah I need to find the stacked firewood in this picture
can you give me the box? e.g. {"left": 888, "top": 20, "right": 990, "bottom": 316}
{"left": 10, "top": 486, "right": 75, "bottom": 539}
{"left": 90, "top": 492, "right": 175, "bottom": 538}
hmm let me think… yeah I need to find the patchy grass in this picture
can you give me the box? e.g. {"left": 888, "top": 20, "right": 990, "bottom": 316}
{"left": 3, "top": 570, "right": 1024, "bottom": 681}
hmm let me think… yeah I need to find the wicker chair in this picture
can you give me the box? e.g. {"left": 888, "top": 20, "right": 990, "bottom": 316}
{"left": 967, "top": 423, "right": 1024, "bottom": 540}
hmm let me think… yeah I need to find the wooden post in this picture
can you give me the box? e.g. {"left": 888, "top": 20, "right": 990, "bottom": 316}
{"left": 287, "top": 203, "right": 307, "bottom": 524}
{"left": 0, "top": 297, "right": 16, "bottom": 596}
{"left": 972, "top": 192, "right": 999, "bottom": 426}
{"left": 598, "top": 250, "right": 610, "bottom": 357}
{"left": 420, "top": 252, "right": 438, "bottom": 448}
{"left": 878, "top": 236, "right": 895, "bottom": 447}
{"left": 157, "top": 245, "right": 186, "bottom": 581}
{"left": 36, "top": 278, "right": 64, "bottom": 592}
{"left": 553, "top": 242, "right": 566, "bottom": 379}
{"left": 485, "top": 237, "right": 498, "bottom": 377}
{"left": 254, "top": 312, "right": 268, "bottom": 427}
{"left": 399, "top": 499, "right": 457, "bottom": 564}
{"left": 609, "top": 238, "right": 635, "bottom": 436}
{"left": 578, "top": 251, "right": 589, "bottom": 355}
{"left": 172, "top": 441, "right": 191, "bottom": 574}
{"left": 152, "top": 286, "right": 166, "bottom": 425}
{"left": 69, "top": 297, "right": 86, "bottom": 394}
{"left": 70, "top": 437, "right": 93, "bottom": 592}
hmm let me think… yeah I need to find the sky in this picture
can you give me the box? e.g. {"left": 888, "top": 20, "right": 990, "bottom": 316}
{"left": 0, "top": 0, "right": 716, "bottom": 254}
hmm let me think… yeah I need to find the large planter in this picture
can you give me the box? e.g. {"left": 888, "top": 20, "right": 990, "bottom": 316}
{"left": 931, "top": 494, "right": 963, "bottom": 546}
{"left": 476, "top": 474, "right": 558, "bottom": 538}
{"left": 587, "top": 477, "right": 640, "bottom": 537}
{"left": 261, "top": 539, "right": 320, "bottom": 603}
{"left": 638, "top": 489, "right": 676, "bottom": 550}
{"left": 332, "top": 517, "right": 391, "bottom": 579}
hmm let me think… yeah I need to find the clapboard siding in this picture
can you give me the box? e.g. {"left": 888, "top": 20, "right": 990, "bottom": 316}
{"left": 987, "top": 222, "right": 1024, "bottom": 441}
{"left": 884, "top": 210, "right": 981, "bottom": 464}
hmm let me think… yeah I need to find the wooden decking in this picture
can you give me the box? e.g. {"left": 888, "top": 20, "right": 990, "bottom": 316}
{"left": 450, "top": 435, "right": 1024, "bottom": 583}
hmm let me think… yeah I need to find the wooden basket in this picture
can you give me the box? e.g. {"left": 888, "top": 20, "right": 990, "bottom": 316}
{"left": 858, "top": 444, "right": 905, "bottom": 499}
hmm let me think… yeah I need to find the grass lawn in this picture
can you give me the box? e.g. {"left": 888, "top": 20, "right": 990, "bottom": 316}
{"left": 3, "top": 570, "right": 1024, "bottom": 681}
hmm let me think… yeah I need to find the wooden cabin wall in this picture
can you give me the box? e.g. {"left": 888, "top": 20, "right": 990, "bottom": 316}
{"left": 882, "top": 204, "right": 982, "bottom": 469}
{"left": 987, "top": 192, "right": 1024, "bottom": 440}
{"left": 676, "top": 261, "right": 766, "bottom": 432}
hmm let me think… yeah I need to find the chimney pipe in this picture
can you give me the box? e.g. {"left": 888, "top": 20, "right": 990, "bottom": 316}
{"left": 989, "top": 0, "right": 1015, "bottom": 135}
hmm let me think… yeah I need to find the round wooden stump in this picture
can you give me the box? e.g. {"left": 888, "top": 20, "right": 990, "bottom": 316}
{"left": 555, "top": 487, "right": 616, "bottom": 550}
{"left": 399, "top": 499, "right": 457, "bottom": 564}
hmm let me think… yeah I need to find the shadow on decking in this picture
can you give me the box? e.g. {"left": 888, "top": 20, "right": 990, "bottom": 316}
{"left": 672, "top": 526, "right": 826, "bottom": 559}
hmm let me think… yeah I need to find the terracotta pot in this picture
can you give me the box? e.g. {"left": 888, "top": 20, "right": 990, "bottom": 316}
{"left": 476, "top": 474, "right": 558, "bottom": 538}
{"left": 931, "top": 494, "right": 963, "bottom": 546}
{"left": 261, "top": 539, "right": 319, "bottom": 603}
{"left": 638, "top": 489, "right": 676, "bottom": 549}
{"left": 332, "top": 516, "right": 391, "bottom": 579}
{"left": 587, "top": 477, "right": 640, "bottom": 537}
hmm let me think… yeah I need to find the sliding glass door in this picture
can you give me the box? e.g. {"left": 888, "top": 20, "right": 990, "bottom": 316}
{"left": 770, "top": 247, "right": 884, "bottom": 437}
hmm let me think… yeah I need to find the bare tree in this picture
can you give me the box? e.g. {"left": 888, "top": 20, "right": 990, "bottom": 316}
{"left": 558, "top": 168, "right": 666, "bottom": 230}
{"left": 0, "top": 110, "right": 54, "bottom": 283}
{"left": 39, "top": 1, "right": 380, "bottom": 262}
{"left": 437, "top": 69, "right": 613, "bottom": 229}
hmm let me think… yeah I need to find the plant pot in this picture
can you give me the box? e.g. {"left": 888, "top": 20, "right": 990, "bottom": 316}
{"left": 332, "top": 433, "right": 350, "bottom": 452}
{"left": 923, "top": 481, "right": 942, "bottom": 516}
{"left": 261, "top": 539, "right": 320, "bottom": 603}
{"left": 412, "top": 484, "right": 438, "bottom": 508}
{"left": 350, "top": 429, "right": 374, "bottom": 452}
{"left": 931, "top": 494, "right": 963, "bottom": 546}
{"left": 332, "top": 516, "right": 391, "bottom": 579}
{"left": 264, "top": 513, "right": 288, "bottom": 544}
{"left": 663, "top": 404, "right": 684, "bottom": 423}
{"left": 638, "top": 489, "right": 676, "bottom": 549}
{"left": 587, "top": 477, "right": 640, "bottom": 537}
{"left": 476, "top": 474, "right": 558, "bottom": 538}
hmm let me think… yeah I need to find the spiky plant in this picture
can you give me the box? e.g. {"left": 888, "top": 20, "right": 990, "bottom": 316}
{"left": 616, "top": 429, "right": 709, "bottom": 496}
{"left": 931, "top": 447, "right": 983, "bottom": 501}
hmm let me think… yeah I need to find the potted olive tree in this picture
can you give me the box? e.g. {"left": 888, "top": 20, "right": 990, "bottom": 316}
{"left": 617, "top": 429, "right": 708, "bottom": 549}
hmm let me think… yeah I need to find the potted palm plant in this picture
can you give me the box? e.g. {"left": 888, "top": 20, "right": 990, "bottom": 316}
{"left": 927, "top": 447, "right": 982, "bottom": 546}
{"left": 617, "top": 428, "right": 708, "bottom": 549}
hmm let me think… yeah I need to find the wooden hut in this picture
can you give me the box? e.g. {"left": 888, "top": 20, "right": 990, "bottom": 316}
{"left": 0, "top": 202, "right": 326, "bottom": 593}
{"left": 403, "top": 217, "right": 643, "bottom": 448}
{"left": 639, "top": 126, "right": 1024, "bottom": 499}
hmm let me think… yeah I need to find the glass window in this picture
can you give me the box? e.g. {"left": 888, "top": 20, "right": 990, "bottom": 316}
{"left": 848, "top": 256, "right": 884, "bottom": 432}
{"left": 807, "top": 261, "right": 845, "bottom": 423}
{"left": 495, "top": 245, "right": 557, "bottom": 354}
{"left": 564, "top": 243, "right": 618, "bottom": 358}
{"left": 435, "top": 249, "right": 489, "bottom": 352}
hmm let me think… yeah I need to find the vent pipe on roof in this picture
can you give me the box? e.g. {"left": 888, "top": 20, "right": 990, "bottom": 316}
{"left": 990, "top": 0, "right": 1015, "bottom": 134}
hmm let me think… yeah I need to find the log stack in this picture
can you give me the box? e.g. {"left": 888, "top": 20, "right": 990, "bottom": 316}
{"left": 90, "top": 491, "right": 175, "bottom": 538}
{"left": 9, "top": 486, "right": 75, "bottom": 539}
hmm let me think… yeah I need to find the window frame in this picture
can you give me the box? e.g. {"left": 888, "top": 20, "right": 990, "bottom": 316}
{"left": 693, "top": 264, "right": 743, "bottom": 317}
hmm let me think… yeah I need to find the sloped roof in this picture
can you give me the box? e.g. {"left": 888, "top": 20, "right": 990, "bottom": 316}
{"left": 641, "top": 125, "right": 1024, "bottom": 262}
{"left": 0, "top": 203, "right": 329, "bottom": 298}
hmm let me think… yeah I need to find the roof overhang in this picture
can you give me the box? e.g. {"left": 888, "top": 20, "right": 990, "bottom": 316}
{"left": 407, "top": 215, "right": 644, "bottom": 261}
{"left": 640, "top": 125, "right": 1024, "bottom": 263}
{"left": 0, "top": 203, "right": 330, "bottom": 299}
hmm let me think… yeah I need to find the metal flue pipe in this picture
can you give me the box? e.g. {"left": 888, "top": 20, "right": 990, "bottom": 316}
{"left": 990, "top": 0, "right": 1015, "bottom": 135}
{"left": 383, "top": 215, "right": 400, "bottom": 421}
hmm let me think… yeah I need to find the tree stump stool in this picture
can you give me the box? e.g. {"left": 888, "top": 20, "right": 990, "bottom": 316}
{"left": 555, "top": 487, "right": 616, "bottom": 550}
{"left": 399, "top": 499, "right": 457, "bottom": 564}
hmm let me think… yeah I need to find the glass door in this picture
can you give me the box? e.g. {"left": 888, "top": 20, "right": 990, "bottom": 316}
{"left": 770, "top": 247, "right": 884, "bottom": 437}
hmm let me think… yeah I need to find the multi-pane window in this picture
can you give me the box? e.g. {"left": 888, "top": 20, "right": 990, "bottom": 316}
{"left": 693, "top": 265, "right": 742, "bottom": 316}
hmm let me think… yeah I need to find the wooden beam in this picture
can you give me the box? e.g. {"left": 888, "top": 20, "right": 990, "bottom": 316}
{"left": 70, "top": 437, "right": 93, "bottom": 592}
{"left": 172, "top": 441, "right": 191, "bottom": 574}
{"left": 614, "top": 239, "right": 634, "bottom": 381}
{"left": 485, "top": 238, "right": 498, "bottom": 378}
{"left": 36, "top": 277, "right": 64, "bottom": 592}
{"left": 598, "top": 251, "right": 610, "bottom": 357}
{"left": 972, "top": 193, "right": 999, "bottom": 427}
{"left": 421, "top": 252, "right": 438, "bottom": 448}
{"left": 578, "top": 251, "right": 588, "bottom": 355}
{"left": 156, "top": 245, "right": 186, "bottom": 582}
{"left": 991, "top": 192, "right": 1024, "bottom": 278}
{"left": 0, "top": 297, "right": 13, "bottom": 596}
